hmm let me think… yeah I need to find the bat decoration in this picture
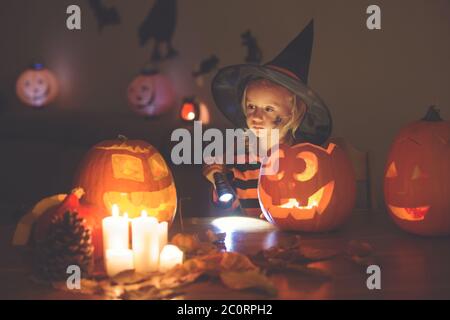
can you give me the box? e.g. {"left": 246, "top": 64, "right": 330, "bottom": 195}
{"left": 139, "top": 0, "right": 178, "bottom": 62}
{"left": 88, "top": 0, "right": 121, "bottom": 32}
{"left": 192, "top": 55, "right": 219, "bottom": 78}
{"left": 192, "top": 55, "right": 219, "bottom": 87}
{"left": 241, "top": 30, "right": 262, "bottom": 64}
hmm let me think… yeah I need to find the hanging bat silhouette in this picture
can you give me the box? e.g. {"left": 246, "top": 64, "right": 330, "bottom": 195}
{"left": 241, "top": 30, "right": 262, "bottom": 64}
{"left": 139, "top": 0, "right": 178, "bottom": 62}
{"left": 192, "top": 55, "right": 219, "bottom": 78}
{"left": 88, "top": 0, "right": 121, "bottom": 32}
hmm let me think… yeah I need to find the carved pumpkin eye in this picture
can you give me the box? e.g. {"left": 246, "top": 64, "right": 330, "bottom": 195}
{"left": 148, "top": 153, "right": 169, "bottom": 180}
{"left": 294, "top": 151, "right": 318, "bottom": 182}
{"left": 386, "top": 162, "right": 398, "bottom": 178}
{"left": 111, "top": 154, "right": 144, "bottom": 182}
{"left": 411, "top": 165, "right": 427, "bottom": 180}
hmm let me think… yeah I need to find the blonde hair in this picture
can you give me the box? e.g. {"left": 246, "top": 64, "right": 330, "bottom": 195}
{"left": 241, "top": 78, "right": 305, "bottom": 144}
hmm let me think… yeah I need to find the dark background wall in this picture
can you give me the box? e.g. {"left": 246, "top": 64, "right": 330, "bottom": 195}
{"left": 0, "top": 0, "right": 449, "bottom": 212}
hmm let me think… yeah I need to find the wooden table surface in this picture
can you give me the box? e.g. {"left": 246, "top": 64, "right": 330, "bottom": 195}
{"left": 1, "top": 211, "right": 450, "bottom": 300}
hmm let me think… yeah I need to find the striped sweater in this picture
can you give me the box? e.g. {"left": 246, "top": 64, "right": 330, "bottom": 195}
{"left": 205, "top": 151, "right": 263, "bottom": 217}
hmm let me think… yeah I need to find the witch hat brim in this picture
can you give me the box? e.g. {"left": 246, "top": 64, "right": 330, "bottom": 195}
{"left": 211, "top": 20, "right": 332, "bottom": 146}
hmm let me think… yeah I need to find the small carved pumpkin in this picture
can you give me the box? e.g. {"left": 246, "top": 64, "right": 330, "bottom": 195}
{"left": 258, "top": 142, "right": 356, "bottom": 232}
{"left": 33, "top": 188, "right": 105, "bottom": 259}
{"left": 127, "top": 69, "right": 175, "bottom": 117}
{"left": 384, "top": 106, "right": 450, "bottom": 236}
{"left": 16, "top": 63, "right": 59, "bottom": 107}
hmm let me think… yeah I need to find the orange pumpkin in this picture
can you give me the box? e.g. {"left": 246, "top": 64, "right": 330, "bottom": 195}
{"left": 127, "top": 69, "right": 175, "bottom": 117}
{"left": 16, "top": 63, "right": 59, "bottom": 107}
{"left": 384, "top": 106, "right": 450, "bottom": 236}
{"left": 258, "top": 142, "right": 356, "bottom": 232}
{"left": 33, "top": 188, "right": 105, "bottom": 259}
{"left": 73, "top": 136, "right": 177, "bottom": 223}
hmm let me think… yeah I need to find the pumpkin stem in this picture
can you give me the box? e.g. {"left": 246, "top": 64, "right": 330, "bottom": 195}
{"left": 118, "top": 134, "right": 128, "bottom": 142}
{"left": 422, "top": 106, "right": 443, "bottom": 122}
{"left": 71, "top": 187, "right": 85, "bottom": 200}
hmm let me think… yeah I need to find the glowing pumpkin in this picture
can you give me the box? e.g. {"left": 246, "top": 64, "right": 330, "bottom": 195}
{"left": 258, "top": 143, "right": 356, "bottom": 232}
{"left": 127, "top": 69, "right": 175, "bottom": 117}
{"left": 73, "top": 136, "right": 177, "bottom": 223}
{"left": 16, "top": 63, "right": 59, "bottom": 107}
{"left": 384, "top": 106, "right": 450, "bottom": 236}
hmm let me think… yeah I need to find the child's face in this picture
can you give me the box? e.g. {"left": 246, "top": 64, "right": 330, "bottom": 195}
{"left": 244, "top": 80, "right": 293, "bottom": 138}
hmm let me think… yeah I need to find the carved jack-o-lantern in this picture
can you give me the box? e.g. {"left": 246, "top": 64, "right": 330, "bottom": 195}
{"left": 16, "top": 63, "right": 59, "bottom": 107}
{"left": 384, "top": 106, "right": 450, "bottom": 236}
{"left": 127, "top": 69, "right": 175, "bottom": 117}
{"left": 73, "top": 136, "right": 177, "bottom": 224}
{"left": 258, "top": 143, "right": 356, "bottom": 232}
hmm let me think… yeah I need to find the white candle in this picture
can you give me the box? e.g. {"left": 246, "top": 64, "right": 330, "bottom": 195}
{"left": 159, "top": 244, "right": 183, "bottom": 272}
{"left": 132, "top": 210, "right": 160, "bottom": 273}
{"left": 102, "top": 204, "right": 129, "bottom": 254}
{"left": 158, "top": 221, "right": 168, "bottom": 252}
{"left": 105, "top": 249, "right": 134, "bottom": 277}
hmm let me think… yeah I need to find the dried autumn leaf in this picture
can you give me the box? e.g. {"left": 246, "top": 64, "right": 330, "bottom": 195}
{"left": 278, "top": 235, "right": 302, "bottom": 250}
{"left": 220, "top": 252, "right": 259, "bottom": 272}
{"left": 171, "top": 233, "right": 201, "bottom": 253}
{"left": 196, "top": 242, "right": 219, "bottom": 255}
{"left": 346, "top": 240, "right": 375, "bottom": 267}
{"left": 205, "top": 229, "right": 226, "bottom": 243}
{"left": 182, "top": 253, "right": 223, "bottom": 274}
{"left": 298, "top": 246, "right": 341, "bottom": 261}
{"left": 220, "top": 270, "right": 277, "bottom": 296}
{"left": 157, "top": 270, "right": 204, "bottom": 290}
{"left": 253, "top": 257, "right": 332, "bottom": 280}
{"left": 347, "top": 240, "right": 373, "bottom": 257}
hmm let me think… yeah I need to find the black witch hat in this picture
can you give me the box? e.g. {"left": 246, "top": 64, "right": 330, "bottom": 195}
{"left": 211, "top": 20, "right": 332, "bottom": 146}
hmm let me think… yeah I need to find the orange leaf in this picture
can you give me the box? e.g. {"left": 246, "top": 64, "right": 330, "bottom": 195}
{"left": 220, "top": 270, "right": 277, "bottom": 296}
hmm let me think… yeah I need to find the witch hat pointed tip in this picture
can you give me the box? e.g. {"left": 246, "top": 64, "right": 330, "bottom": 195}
{"left": 266, "top": 19, "right": 315, "bottom": 84}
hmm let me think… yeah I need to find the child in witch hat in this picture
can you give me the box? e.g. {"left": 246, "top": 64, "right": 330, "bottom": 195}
{"left": 203, "top": 20, "right": 332, "bottom": 217}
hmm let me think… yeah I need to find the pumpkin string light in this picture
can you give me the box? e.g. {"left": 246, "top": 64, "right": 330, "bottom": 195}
{"left": 16, "top": 63, "right": 59, "bottom": 108}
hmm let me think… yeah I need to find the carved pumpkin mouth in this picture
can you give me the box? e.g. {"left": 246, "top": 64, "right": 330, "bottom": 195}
{"left": 25, "top": 87, "right": 50, "bottom": 104}
{"left": 135, "top": 91, "right": 156, "bottom": 109}
{"left": 103, "top": 185, "right": 176, "bottom": 220}
{"left": 388, "top": 204, "right": 430, "bottom": 221}
{"left": 261, "top": 181, "right": 335, "bottom": 220}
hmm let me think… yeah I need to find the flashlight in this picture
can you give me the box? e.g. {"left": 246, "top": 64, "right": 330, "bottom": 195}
{"left": 213, "top": 172, "right": 235, "bottom": 204}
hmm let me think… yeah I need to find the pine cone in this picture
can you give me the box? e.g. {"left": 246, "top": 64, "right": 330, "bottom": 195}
{"left": 34, "top": 211, "right": 94, "bottom": 282}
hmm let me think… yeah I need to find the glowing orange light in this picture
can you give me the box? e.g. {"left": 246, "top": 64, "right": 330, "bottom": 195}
{"left": 181, "top": 102, "right": 197, "bottom": 121}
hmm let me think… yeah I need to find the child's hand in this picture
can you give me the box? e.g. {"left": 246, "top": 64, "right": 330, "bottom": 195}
{"left": 202, "top": 163, "right": 226, "bottom": 185}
